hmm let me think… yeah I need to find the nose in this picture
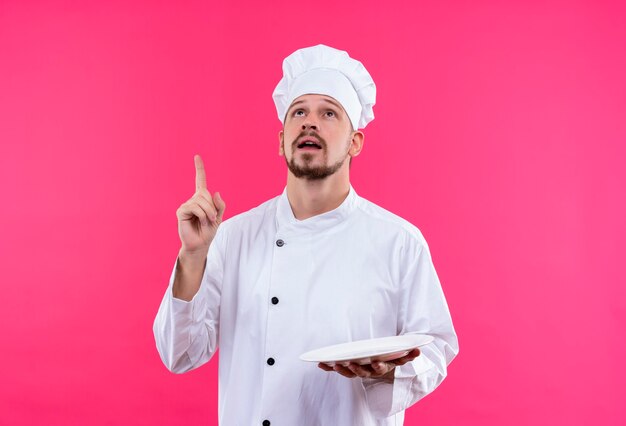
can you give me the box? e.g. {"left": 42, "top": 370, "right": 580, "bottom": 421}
{"left": 301, "top": 117, "right": 318, "bottom": 131}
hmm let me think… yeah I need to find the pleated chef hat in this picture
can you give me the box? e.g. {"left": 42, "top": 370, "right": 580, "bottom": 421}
{"left": 272, "top": 44, "right": 376, "bottom": 130}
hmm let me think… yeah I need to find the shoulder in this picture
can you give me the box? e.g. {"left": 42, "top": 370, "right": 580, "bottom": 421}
{"left": 216, "top": 194, "right": 280, "bottom": 234}
{"left": 354, "top": 194, "right": 429, "bottom": 251}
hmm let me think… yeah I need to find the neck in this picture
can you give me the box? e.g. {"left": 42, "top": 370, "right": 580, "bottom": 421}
{"left": 285, "top": 167, "right": 351, "bottom": 220}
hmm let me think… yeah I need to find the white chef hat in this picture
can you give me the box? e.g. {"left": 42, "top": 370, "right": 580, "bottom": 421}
{"left": 272, "top": 44, "right": 376, "bottom": 130}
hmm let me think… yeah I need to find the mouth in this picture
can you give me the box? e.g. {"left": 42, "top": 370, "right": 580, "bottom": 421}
{"left": 296, "top": 138, "right": 323, "bottom": 150}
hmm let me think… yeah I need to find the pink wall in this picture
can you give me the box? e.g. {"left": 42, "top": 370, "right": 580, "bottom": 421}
{"left": 1, "top": 1, "right": 624, "bottom": 425}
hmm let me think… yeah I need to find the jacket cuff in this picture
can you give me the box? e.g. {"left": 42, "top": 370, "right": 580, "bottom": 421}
{"left": 360, "top": 354, "right": 436, "bottom": 418}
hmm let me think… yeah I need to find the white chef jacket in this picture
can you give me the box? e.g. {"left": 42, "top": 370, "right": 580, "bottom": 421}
{"left": 153, "top": 184, "right": 459, "bottom": 426}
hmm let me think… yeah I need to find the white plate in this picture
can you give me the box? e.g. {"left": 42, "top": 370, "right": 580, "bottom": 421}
{"left": 300, "top": 334, "right": 434, "bottom": 366}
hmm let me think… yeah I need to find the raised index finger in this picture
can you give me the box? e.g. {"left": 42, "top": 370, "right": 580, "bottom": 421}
{"left": 194, "top": 154, "right": 207, "bottom": 191}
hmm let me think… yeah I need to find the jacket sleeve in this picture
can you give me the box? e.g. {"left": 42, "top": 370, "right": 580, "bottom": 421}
{"left": 152, "top": 226, "right": 226, "bottom": 374}
{"left": 360, "top": 230, "right": 459, "bottom": 418}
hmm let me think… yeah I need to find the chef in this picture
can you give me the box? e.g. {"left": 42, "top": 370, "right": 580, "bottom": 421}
{"left": 153, "top": 44, "right": 459, "bottom": 425}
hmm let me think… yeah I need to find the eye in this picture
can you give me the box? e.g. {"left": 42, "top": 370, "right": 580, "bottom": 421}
{"left": 293, "top": 109, "right": 305, "bottom": 117}
{"left": 325, "top": 110, "right": 336, "bottom": 118}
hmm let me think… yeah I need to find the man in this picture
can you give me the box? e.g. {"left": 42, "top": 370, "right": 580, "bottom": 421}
{"left": 153, "top": 44, "right": 459, "bottom": 425}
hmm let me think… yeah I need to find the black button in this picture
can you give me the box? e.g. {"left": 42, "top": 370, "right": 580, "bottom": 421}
{"left": 267, "top": 357, "right": 275, "bottom": 366}
{"left": 271, "top": 297, "right": 279, "bottom": 305}
{"left": 262, "top": 421, "right": 270, "bottom": 426}
{"left": 276, "top": 239, "right": 284, "bottom": 247}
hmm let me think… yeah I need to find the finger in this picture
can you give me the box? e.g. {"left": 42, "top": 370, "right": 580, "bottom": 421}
{"left": 213, "top": 192, "right": 226, "bottom": 221}
{"left": 194, "top": 154, "right": 207, "bottom": 191}
{"left": 189, "top": 205, "right": 210, "bottom": 227}
{"left": 357, "top": 362, "right": 378, "bottom": 375}
{"left": 333, "top": 364, "right": 356, "bottom": 378}
{"left": 393, "top": 348, "right": 421, "bottom": 366}
{"left": 318, "top": 363, "right": 334, "bottom": 372}
{"left": 179, "top": 199, "right": 211, "bottom": 221}
{"left": 178, "top": 203, "right": 209, "bottom": 226}
{"left": 193, "top": 195, "right": 218, "bottom": 222}
{"left": 371, "top": 361, "right": 392, "bottom": 375}
{"left": 196, "top": 187, "right": 213, "bottom": 203}
{"left": 408, "top": 348, "right": 421, "bottom": 357}
{"left": 346, "top": 363, "right": 372, "bottom": 378}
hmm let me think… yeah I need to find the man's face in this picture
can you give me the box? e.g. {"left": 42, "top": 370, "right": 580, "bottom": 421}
{"left": 279, "top": 94, "right": 361, "bottom": 181}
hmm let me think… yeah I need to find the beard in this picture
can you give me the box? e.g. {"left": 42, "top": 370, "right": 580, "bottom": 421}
{"left": 284, "top": 132, "right": 350, "bottom": 181}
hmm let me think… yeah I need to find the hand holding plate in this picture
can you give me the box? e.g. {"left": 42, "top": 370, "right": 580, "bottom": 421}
{"left": 317, "top": 347, "right": 421, "bottom": 381}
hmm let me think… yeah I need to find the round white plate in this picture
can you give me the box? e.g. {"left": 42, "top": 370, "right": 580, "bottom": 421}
{"left": 300, "top": 334, "right": 434, "bottom": 366}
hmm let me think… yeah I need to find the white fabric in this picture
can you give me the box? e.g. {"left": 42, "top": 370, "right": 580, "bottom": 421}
{"left": 153, "top": 185, "right": 459, "bottom": 425}
{"left": 287, "top": 68, "right": 363, "bottom": 131}
{"left": 273, "top": 44, "right": 376, "bottom": 130}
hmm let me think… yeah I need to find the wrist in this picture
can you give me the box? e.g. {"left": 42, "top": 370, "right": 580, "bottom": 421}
{"left": 178, "top": 247, "right": 208, "bottom": 265}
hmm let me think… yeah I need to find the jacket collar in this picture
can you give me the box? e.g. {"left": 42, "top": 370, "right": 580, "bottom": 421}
{"left": 276, "top": 184, "right": 359, "bottom": 234}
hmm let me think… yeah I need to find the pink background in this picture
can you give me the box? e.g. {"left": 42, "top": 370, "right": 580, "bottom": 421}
{"left": 1, "top": 1, "right": 624, "bottom": 425}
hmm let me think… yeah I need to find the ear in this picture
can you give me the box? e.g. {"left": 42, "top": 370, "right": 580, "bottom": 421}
{"left": 348, "top": 131, "right": 365, "bottom": 158}
{"left": 278, "top": 130, "right": 285, "bottom": 156}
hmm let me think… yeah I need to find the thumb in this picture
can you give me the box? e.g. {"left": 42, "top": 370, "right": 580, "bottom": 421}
{"left": 213, "top": 192, "right": 226, "bottom": 220}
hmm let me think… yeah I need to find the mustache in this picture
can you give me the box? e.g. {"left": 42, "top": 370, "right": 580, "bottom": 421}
{"left": 292, "top": 131, "right": 327, "bottom": 149}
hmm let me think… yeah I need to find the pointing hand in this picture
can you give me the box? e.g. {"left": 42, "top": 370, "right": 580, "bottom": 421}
{"left": 175, "top": 154, "right": 226, "bottom": 256}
